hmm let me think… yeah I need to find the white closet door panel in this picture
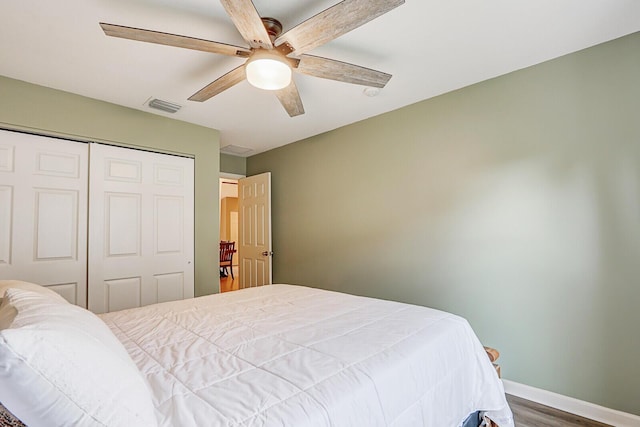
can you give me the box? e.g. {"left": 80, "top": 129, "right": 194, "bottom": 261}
{"left": 106, "top": 192, "right": 141, "bottom": 256}
{"left": 155, "top": 272, "right": 184, "bottom": 303}
{"left": 154, "top": 164, "right": 184, "bottom": 186}
{"left": 0, "top": 145, "right": 15, "bottom": 171}
{"left": 155, "top": 196, "right": 183, "bottom": 254}
{"left": 36, "top": 151, "right": 81, "bottom": 177}
{"left": 34, "top": 189, "right": 78, "bottom": 260}
{"left": 46, "top": 282, "right": 79, "bottom": 305}
{"left": 104, "top": 277, "right": 142, "bottom": 312}
{"left": 0, "top": 130, "right": 88, "bottom": 307}
{"left": 105, "top": 158, "right": 142, "bottom": 182}
{"left": 88, "top": 143, "right": 194, "bottom": 314}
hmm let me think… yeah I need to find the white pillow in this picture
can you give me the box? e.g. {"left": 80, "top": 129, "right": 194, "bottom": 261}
{"left": 0, "top": 280, "right": 68, "bottom": 328}
{"left": 0, "top": 288, "right": 158, "bottom": 427}
{"left": 0, "top": 280, "right": 68, "bottom": 303}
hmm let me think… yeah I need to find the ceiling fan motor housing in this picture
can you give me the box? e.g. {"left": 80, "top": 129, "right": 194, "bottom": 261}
{"left": 261, "top": 17, "right": 283, "bottom": 41}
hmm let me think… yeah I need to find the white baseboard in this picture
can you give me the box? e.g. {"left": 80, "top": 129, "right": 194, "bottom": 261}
{"left": 502, "top": 379, "right": 640, "bottom": 427}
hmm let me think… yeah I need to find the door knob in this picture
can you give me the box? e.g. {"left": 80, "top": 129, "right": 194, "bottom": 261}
{"left": 261, "top": 251, "right": 273, "bottom": 256}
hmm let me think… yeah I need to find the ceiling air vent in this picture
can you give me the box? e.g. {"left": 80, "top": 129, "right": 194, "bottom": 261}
{"left": 148, "top": 98, "right": 182, "bottom": 113}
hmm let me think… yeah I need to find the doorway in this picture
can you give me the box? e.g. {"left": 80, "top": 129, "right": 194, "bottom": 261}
{"left": 219, "top": 175, "right": 241, "bottom": 292}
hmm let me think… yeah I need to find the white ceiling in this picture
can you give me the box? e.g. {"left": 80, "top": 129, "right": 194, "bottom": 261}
{"left": 1, "top": 1, "right": 639, "bottom": 156}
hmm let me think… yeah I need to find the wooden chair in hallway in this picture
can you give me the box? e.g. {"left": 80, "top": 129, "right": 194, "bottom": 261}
{"left": 220, "top": 241, "right": 236, "bottom": 279}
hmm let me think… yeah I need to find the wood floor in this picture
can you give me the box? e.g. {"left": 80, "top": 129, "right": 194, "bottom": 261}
{"left": 218, "top": 275, "right": 612, "bottom": 427}
{"left": 219, "top": 266, "right": 240, "bottom": 293}
{"left": 507, "top": 394, "right": 611, "bottom": 427}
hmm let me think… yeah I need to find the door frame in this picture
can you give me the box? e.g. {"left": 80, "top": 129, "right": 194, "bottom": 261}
{"left": 219, "top": 172, "right": 245, "bottom": 292}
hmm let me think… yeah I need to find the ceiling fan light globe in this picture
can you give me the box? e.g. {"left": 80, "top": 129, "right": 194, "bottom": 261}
{"left": 246, "top": 57, "right": 291, "bottom": 90}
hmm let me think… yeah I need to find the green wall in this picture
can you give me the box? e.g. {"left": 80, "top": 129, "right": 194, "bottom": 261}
{"left": 0, "top": 76, "right": 220, "bottom": 297}
{"left": 248, "top": 32, "right": 640, "bottom": 415}
{"left": 220, "top": 153, "right": 247, "bottom": 175}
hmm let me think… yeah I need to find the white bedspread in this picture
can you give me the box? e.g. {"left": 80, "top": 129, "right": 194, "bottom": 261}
{"left": 100, "top": 285, "right": 513, "bottom": 427}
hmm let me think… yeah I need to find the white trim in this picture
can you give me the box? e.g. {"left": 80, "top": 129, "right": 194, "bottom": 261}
{"left": 502, "top": 379, "right": 640, "bottom": 427}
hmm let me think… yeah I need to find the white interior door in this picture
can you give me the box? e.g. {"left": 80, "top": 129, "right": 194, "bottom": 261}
{"left": 0, "top": 130, "right": 88, "bottom": 306}
{"left": 238, "top": 172, "right": 272, "bottom": 288}
{"left": 88, "top": 143, "right": 194, "bottom": 313}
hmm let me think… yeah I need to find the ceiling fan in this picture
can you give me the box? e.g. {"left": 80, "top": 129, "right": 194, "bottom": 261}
{"left": 100, "top": 0, "right": 404, "bottom": 117}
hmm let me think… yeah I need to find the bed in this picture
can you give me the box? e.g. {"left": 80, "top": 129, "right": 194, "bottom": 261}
{"left": 0, "top": 281, "right": 513, "bottom": 427}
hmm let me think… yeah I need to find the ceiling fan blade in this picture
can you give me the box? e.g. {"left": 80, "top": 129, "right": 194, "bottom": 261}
{"left": 220, "top": 0, "right": 272, "bottom": 49}
{"left": 100, "top": 23, "right": 251, "bottom": 57}
{"left": 275, "top": 80, "right": 305, "bottom": 117}
{"left": 297, "top": 55, "right": 391, "bottom": 88}
{"left": 188, "top": 65, "right": 246, "bottom": 102}
{"left": 275, "top": 0, "right": 404, "bottom": 54}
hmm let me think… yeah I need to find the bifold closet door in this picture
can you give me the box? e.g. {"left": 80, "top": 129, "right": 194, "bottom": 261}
{"left": 88, "top": 143, "right": 194, "bottom": 314}
{"left": 0, "top": 130, "right": 88, "bottom": 306}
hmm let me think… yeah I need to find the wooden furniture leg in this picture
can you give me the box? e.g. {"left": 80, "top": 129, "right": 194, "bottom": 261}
{"left": 484, "top": 346, "right": 501, "bottom": 378}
